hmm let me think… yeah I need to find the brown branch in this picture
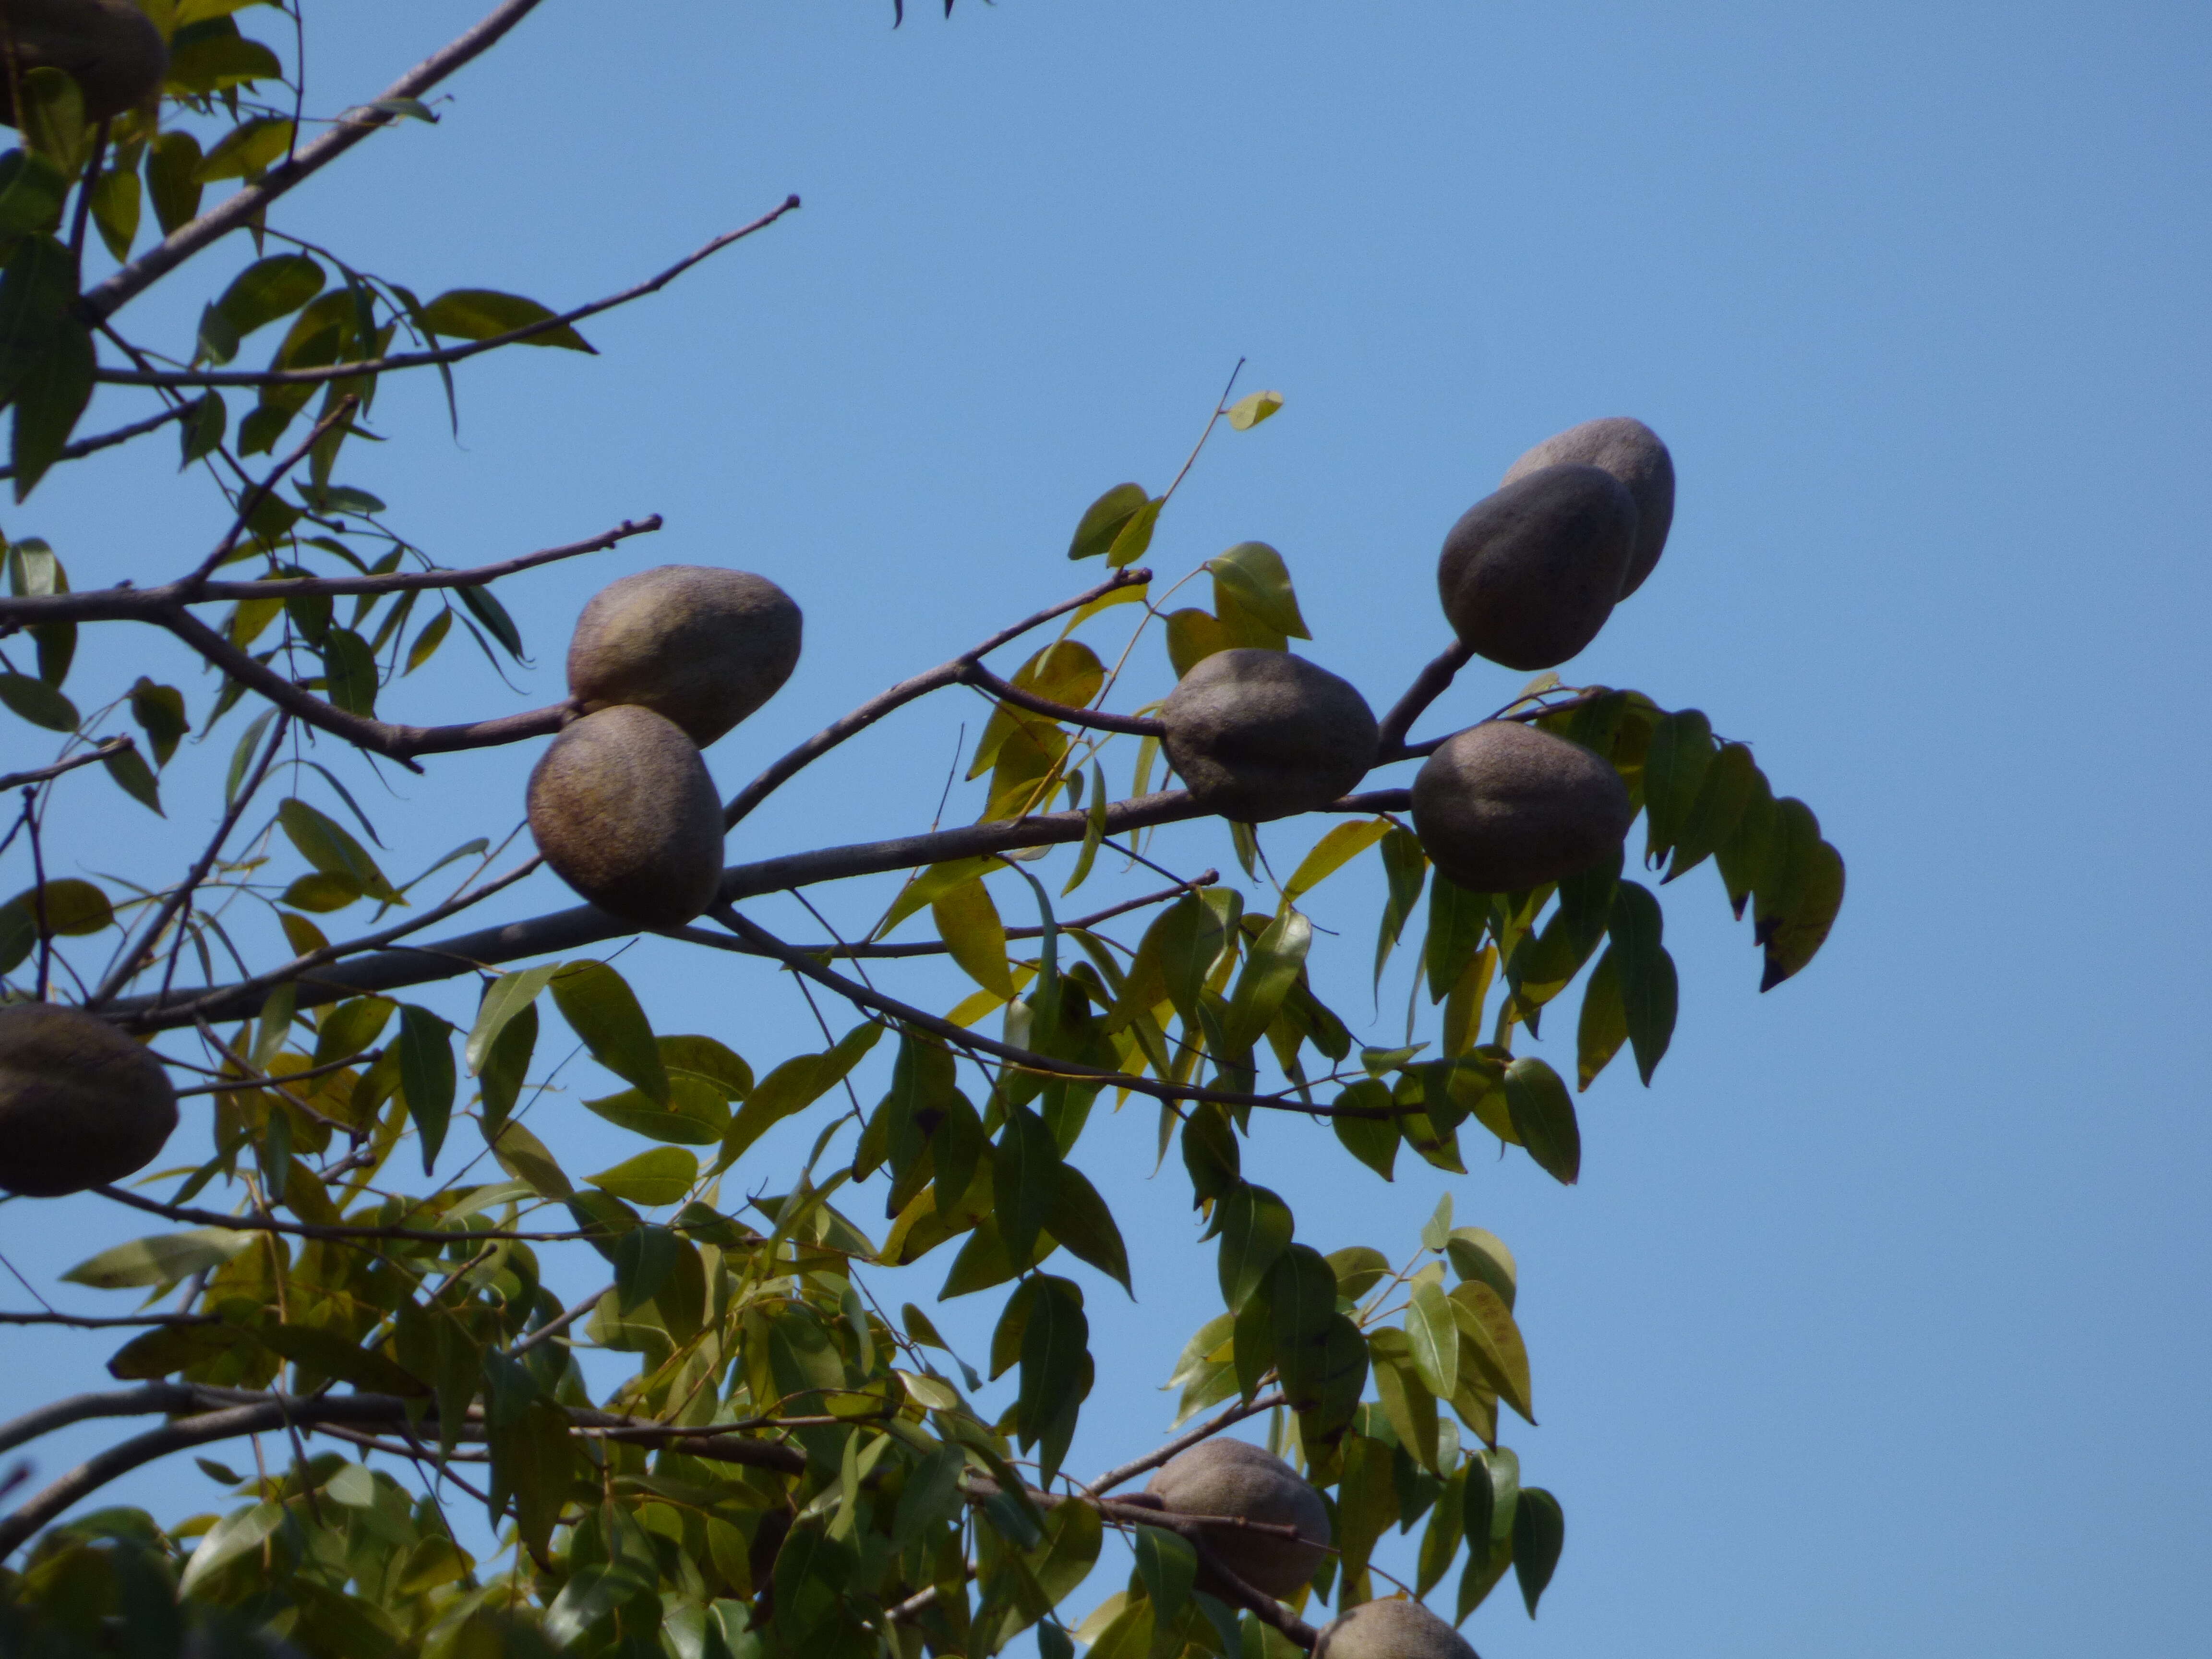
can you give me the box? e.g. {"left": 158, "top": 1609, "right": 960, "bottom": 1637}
{"left": 106, "top": 784, "right": 1423, "bottom": 1030}
{"left": 80, "top": 0, "right": 556, "bottom": 325}
{"left": 1377, "top": 639, "right": 1472, "bottom": 758}
{"left": 0, "top": 736, "right": 133, "bottom": 792}
{"left": 714, "top": 908, "right": 1391, "bottom": 1117}
{"left": 958, "top": 661, "right": 1165, "bottom": 736}
{"left": 91, "top": 1182, "right": 603, "bottom": 1247}
{"left": 96, "top": 203, "right": 803, "bottom": 387}
{"left": 722, "top": 565, "right": 1153, "bottom": 829}
{"left": 0, "top": 516, "right": 660, "bottom": 625}
{"left": 0, "top": 1385, "right": 197, "bottom": 1459}
{"left": 188, "top": 397, "right": 362, "bottom": 585}
{"left": 0, "top": 401, "right": 198, "bottom": 481}
{"left": 117, "top": 854, "right": 540, "bottom": 1027}
{"left": 669, "top": 874, "right": 1215, "bottom": 961}
{"left": 0, "top": 1310, "right": 218, "bottom": 1329}
{"left": 1088, "top": 1392, "right": 1287, "bottom": 1495}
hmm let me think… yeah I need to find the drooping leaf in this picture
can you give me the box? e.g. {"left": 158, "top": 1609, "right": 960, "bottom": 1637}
{"left": 1513, "top": 1487, "right": 1566, "bottom": 1616}
{"left": 1502, "top": 1057, "right": 1579, "bottom": 1184}
{"left": 1214, "top": 1183, "right": 1294, "bottom": 1311}
{"left": 276, "top": 798, "right": 398, "bottom": 902}
{"left": 1205, "top": 541, "right": 1310, "bottom": 639}
{"left": 397, "top": 1005, "right": 456, "bottom": 1173}
{"left": 549, "top": 960, "right": 667, "bottom": 1103}
{"left": 419, "top": 288, "right": 593, "bottom": 351}
{"left": 1608, "top": 880, "right": 1677, "bottom": 1085}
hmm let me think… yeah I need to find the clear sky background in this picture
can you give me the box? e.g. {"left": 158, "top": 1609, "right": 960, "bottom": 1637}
{"left": 2, "top": 3, "right": 2208, "bottom": 1656}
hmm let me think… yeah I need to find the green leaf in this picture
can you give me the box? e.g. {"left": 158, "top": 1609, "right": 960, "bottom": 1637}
{"left": 1331, "top": 1081, "right": 1398, "bottom": 1179}
{"left": 98, "top": 743, "right": 160, "bottom": 814}
{"left": 180, "top": 389, "right": 226, "bottom": 466}
{"left": 1502, "top": 1057, "right": 1579, "bottom": 1185}
{"left": 1067, "top": 481, "right": 1148, "bottom": 561}
{"left": 127, "top": 679, "right": 188, "bottom": 767}
{"left": 1266, "top": 1243, "right": 1341, "bottom": 1412}
{"left": 1297, "top": 1314, "right": 1370, "bottom": 1450}
{"left": 1665, "top": 739, "right": 1757, "bottom": 882}
{"left": 193, "top": 118, "right": 295, "bottom": 182}
{"left": 1513, "top": 1488, "right": 1565, "bottom": 1616}
{"left": 1451, "top": 1278, "right": 1535, "bottom": 1424}
{"left": 1106, "top": 497, "right": 1162, "bottom": 568}
{"left": 1445, "top": 1226, "right": 1517, "bottom": 1311}
{"left": 485, "top": 1116, "right": 572, "bottom": 1200}
{"left": 86, "top": 164, "right": 138, "bottom": 264}
{"left": 177, "top": 1502, "right": 284, "bottom": 1597}
{"left": 466, "top": 965, "right": 560, "bottom": 1075}
{"left": 1408, "top": 1278, "right": 1460, "bottom": 1401}
{"left": 419, "top": 288, "right": 593, "bottom": 351}
{"left": 259, "top": 1324, "right": 425, "bottom": 1397}
{"left": 456, "top": 581, "right": 526, "bottom": 660}
{"left": 321, "top": 626, "right": 377, "bottom": 717}
{"left": 9, "top": 313, "right": 91, "bottom": 497}
{"left": 589, "top": 1147, "right": 698, "bottom": 1208}
{"left": 1375, "top": 825, "right": 1429, "bottom": 989}
{"left": 933, "top": 875, "right": 1013, "bottom": 997}
{"left": 1641, "top": 709, "right": 1713, "bottom": 869}
{"left": 549, "top": 960, "right": 667, "bottom": 1103}
{"left": 1050, "top": 1162, "right": 1131, "bottom": 1294}
{"left": 582, "top": 1074, "right": 729, "bottom": 1145}
{"left": 992, "top": 1104, "right": 1061, "bottom": 1267}
{"left": 1760, "top": 827, "right": 1845, "bottom": 992}
{"left": 276, "top": 797, "right": 397, "bottom": 902}
{"left": 1608, "top": 880, "right": 1677, "bottom": 1084}
{"left": 879, "top": 855, "right": 997, "bottom": 935}
{"left": 62, "top": 1228, "right": 252, "bottom": 1289}
{"left": 16, "top": 70, "right": 82, "bottom": 174}
{"left": 0, "top": 152, "right": 66, "bottom": 240}
{"left": 1225, "top": 389, "right": 1285, "bottom": 431}
{"left": 1285, "top": 818, "right": 1391, "bottom": 902}
{"left": 1224, "top": 907, "right": 1311, "bottom": 1053}
{"left": 721, "top": 1023, "right": 881, "bottom": 1166}
{"left": 313, "top": 996, "right": 393, "bottom": 1067}
{"left": 1214, "top": 1183, "right": 1293, "bottom": 1311}
{"left": 404, "top": 607, "right": 451, "bottom": 674}
{"left": 165, "top": 31, "right": 283, "bottom": 95}
{"left": 1016, "top": 1274, "right": 1090, "bottom": 1483}
{"left": 144, "top": 132, "right": 204, "bottom": 235}
{"left": 1426, "top": 874, "right": 1488, "bottom": 1003}
{"left": 1204, "top": 541, "right": 1310, "bottom": 639}
{"left": 1133, "top": 1525, "right": 1198, "bottom": 1624}
{"left": 200, "top": 255, "right": 324, "bottom": 365}
{"left": 397, "top": 1006, "right": 456, "bottom": 1174}
{"left": 1, "top": 878, "right": 111, "bottom": 944}
{"left": 1575, "top": 946, "right": 1627, "bottom": 1091}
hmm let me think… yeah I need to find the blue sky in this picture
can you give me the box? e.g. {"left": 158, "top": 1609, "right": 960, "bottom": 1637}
{"left": 2, "top": 2, "right": 2207, "bottom": 1655}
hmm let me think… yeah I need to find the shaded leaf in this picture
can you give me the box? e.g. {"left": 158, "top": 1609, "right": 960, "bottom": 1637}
{"left": 420, "top": 288, "right": 593, "bottom": 351}
{"left": 1068, "top": 481, "right": 1148, "bottom": 561}
{"left": 1502, "top": 1057, "right": 1579, "bottom": 1184}
{"left": 550, "top": 960, "right": 667, "bottom": 1103}
{"left": 1205, "top": 541, "right": 1310, "bottom": 639}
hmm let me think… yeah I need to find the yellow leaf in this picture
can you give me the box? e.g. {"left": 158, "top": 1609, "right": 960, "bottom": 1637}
{"left": 932, "top": 877, "right": 1012, "bottom": 998}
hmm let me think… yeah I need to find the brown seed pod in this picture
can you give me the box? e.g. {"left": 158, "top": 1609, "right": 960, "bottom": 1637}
{"left": 526, "top": 705, "right": 724, "bottom": 928}
{"left": 1436, "top": 463, "right": 1637, "bottom": 672}
{"left": 1502, "top": 416, "right": 1675, "bottom": 598}
{"left": 1161, "top": 649, "right": 1378, "bottom": 823}
{"left": 1312, "top": 1598, "right": 1479, "bottom": 1659}
{"left": 566, "top": 565, "right": 802, "bottom": 748}
{"left": 0, "top": 1002, "right": 177, "bottom": 1198}
{"left": 1411, "top": 721, "right": 1632, "bottom": 894}
{"left": 1142, "top": 1438, "right": 1331, "bottom": 1599}
{"left": 0, "top": 0, "right": 168, "bottom": 124}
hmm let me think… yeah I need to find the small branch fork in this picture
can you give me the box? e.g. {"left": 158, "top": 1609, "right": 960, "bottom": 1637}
{"left": 96, "top": 202, "right": 804, "bottom": 389}
{"left": 0, "top": 736, "right": 133, "bottom": 793}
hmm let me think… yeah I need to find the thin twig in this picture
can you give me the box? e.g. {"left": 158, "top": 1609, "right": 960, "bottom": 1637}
{"left": 88, "top": 715, "right": 290, "bottom": 1006}
{"left": 959, "top": 661, "right": 1165, "bottom": 736}
{"left": 1087, "top": 1392, "right": 1287, "bottom": 1495}
{"left": 505, "top": 1284, "right": 610, "bottom": 1358}
{"left": 186, "top": 398, "right": 361, "bottom": 587}
{"left": 0, "top": 736, "right": 133, "bottom": 792}
{"left": 80, "top": 0, "right": 557, "bottom": 324}
{"left": 0, "top": 401, "right": 198, "bottom": 481}
{"left": 96, "top": 202, "right": 802, "bottom": 387}
{"left": 90, "top": 1182, "right": 601, "bottom": 1247}
{"left": 0, "top": 1310, "right": 218, "bottom": 1329}
{"left": 0, "top": 516, "right": 661, "bottom": 625}
{"left": 722, "top": 565, "right": 1152, "bottom": 829}
{"left": 168, "top": 1047, "right": 384, "bottom": 1098}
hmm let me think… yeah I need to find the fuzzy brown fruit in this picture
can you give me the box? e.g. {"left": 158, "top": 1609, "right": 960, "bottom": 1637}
{"left": 0, "top": 1002, "right": 177, "bottom": 1198}
{"left": 1502, "top": 416, "right": 1675, "bottom": 598}
{"left": 527, "top": 706, "right": 724, "bottom": 928}
{"left": 0, "top": 0, "right": 168, "bottom": 124}
{"left": 567, "top": 565, "right": 802, "bottom": 748}
{"left": 1411, "top": 721, "right": 1632, "bottom": 894}
{"left": 1142, "top": 1438, "right": 1331, "bottom": 1599}
{"left": 1312, "top": 1598, "right": 1479, "bottom": 1659}
{"left": 1161, "top": 649, "right": 1378, "bottom": 823}
{"left": 1436, "top": 463, "right": 1637, "bottom": 672}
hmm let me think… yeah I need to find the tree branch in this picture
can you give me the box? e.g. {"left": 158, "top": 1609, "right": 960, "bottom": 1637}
{"left": 669, "top": 874, "right": 1214, "bottom": 961}
{"left": 958, "top": 661, "right": 1165, "bottom": 736}
{"left": 96, "top": 204, "right": 803, "bottom": 387}
{"left": 0, "top": 736, "right": 133, "bottom": 793}
{"left": 188, "top": 397, "right": 361, "bottom": 586}
{"left": 0, "top": 1385, "right": 195, "bottom": 1458}
{"left": 713, "top": 908, "right": 1390, "bottom": 1116}
{"left": 0, "top": 400, "right": 198, "bottom": 481}
{"left": 1376, "top": 639, "right": 1472, "bottom": 758}
{"left": 0, "top": 516, "right": 661, "bottom": 625}
{"left": 1087, "top": 1392, "right": 1286, "bottom": 1495}
{"left": 722, "top": 566, "right": 1152, "bottom": 829}
{"left": 79, "top": 0, "right": 555, "bottom": 325}
{"left": 92, "top": 1183, "right": 605, "bottom": 1247}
